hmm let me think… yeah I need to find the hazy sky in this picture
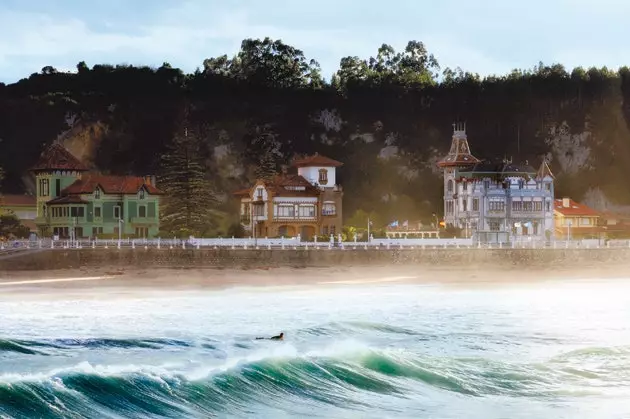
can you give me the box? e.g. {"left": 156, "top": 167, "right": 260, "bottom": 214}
{"left": 1, "top": 0, "right": 629, "bottom": 83}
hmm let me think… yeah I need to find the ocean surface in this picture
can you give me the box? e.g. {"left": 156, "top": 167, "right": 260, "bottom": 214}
{"left": 1, "top": 278, "right": 630, "bottom": 418}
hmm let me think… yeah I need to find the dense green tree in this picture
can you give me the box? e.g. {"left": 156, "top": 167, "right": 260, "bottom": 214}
{"left": 0, "top": 215, "right": 30, "bottom": 239}
{"left": 157, "top": 116, "right": 218, "bottom": 237}
{"left": 1, "top": 37, "right": 630, "bottom": 229}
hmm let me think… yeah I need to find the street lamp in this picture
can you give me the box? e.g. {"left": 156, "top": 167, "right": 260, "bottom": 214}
{"left": 118, "top": 218, "right": 124, "bottom": 242}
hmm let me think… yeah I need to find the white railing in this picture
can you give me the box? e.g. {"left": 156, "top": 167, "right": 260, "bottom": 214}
{"left": 0, "top": 236, "right": 627, "bottom": 251}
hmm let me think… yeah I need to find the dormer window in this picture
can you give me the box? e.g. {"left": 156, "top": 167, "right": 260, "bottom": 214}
{"left": 318, "top": 169, "right": 328, "bottom": 185}
{"left": 138, "top": 188, "right": 145, "bottom": 199}
{"left": 94, "top": 188, "right": 101, "bottom": 199}
{"left": 257, "top": 188, "right": 263, "bottom": 199}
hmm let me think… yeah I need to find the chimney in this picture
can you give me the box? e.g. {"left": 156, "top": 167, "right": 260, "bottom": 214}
{"left": 144, "top": 175, "right": 156, "bottom": 187}
{"left": 562, "top": 197, "right": 570, "bottom": 208}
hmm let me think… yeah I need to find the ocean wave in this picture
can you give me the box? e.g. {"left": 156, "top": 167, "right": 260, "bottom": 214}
{"left": 2, "top": 341, "right": 622, "bottom": 418}
{"left": 0, "top": 338, "right": 197, "bottom": 355}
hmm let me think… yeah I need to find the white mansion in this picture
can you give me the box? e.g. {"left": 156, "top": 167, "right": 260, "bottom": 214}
{"left": 437, "top": 123, "right": 555, "bottom": 242}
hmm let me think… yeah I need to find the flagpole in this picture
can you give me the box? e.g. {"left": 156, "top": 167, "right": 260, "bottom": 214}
{"left": 367, "top": 217, "right": 370, "bottom": 243}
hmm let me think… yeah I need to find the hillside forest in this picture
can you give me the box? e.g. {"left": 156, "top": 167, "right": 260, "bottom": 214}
{"left": 1, "top": 37, "right": 629, "bottom": 237}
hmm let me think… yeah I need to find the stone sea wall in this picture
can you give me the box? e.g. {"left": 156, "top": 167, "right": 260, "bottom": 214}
{"left": 1, "top": 248, "right": 630, "bottom": 271}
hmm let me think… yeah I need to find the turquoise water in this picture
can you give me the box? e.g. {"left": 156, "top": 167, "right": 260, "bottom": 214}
{"left": 1, "top": 279, "right": 630, "bottom": 418}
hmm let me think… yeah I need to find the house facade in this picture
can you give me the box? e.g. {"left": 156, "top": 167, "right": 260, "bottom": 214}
{"left": 31, "top": 143, "right": 163, "bottom": 239}
{"left": 234, "top": 154, "right": 343, "bottom": 239}
{"left": 438, "top": 123, "right": 555, "bottom": 242}
{"left": 0, "top": 194, "right": 37, "bottom": 233}
{"left": 554, "top": 198, "right": 601, "bottom": 239}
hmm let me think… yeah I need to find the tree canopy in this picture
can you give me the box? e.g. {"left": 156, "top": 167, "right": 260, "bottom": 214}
{"left": 1, "top": 37, "right": 630, "bottom": 229}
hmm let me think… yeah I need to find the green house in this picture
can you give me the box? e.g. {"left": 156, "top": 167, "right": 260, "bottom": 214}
{"left": 31, "top": 143, "right": 163, "bottom": 239}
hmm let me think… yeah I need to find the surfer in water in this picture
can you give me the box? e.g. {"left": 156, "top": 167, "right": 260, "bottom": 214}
{"left": 256, "top": 332, "right": 284, "bottom": 341}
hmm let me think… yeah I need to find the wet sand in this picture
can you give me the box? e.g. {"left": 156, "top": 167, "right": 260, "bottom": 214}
{"left": 1, "top": 264, "right": 628, "bottom": 298}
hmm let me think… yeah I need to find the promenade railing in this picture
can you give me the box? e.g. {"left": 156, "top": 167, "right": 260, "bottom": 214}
{"left": 1, "top": 236, "right": 629, "bottom": 251}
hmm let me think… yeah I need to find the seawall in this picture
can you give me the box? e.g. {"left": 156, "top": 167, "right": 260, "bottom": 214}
{"left": 1, "top": 248, "right": 630, "bottom": 272}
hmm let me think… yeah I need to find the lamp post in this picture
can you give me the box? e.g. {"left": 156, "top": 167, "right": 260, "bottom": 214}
{"left": 367, "top": 217, "right": 371, "bottom": 243}
{"left": 118, "top": 218, "right": 124, "bottom": 242}
{"left": 567, "top": 220, "right": 572, "bottom": 244}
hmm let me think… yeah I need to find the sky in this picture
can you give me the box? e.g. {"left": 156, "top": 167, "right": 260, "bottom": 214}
{"left": 1, "top": 0, "right": 629, "bottom": 84}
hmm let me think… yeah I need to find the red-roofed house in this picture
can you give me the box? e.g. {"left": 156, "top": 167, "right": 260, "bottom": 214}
{"left": 554, "top": 197, "right": 602, "bottom": 239}
{"left": 233, "top": 153, "right": 343, "bottom": 239}
{"left": 30, "top": 142, "right": 163, "bottom": 239}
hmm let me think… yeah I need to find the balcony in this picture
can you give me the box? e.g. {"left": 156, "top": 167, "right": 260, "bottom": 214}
{"left": 510, "top": 211, "right": 545, "bottom": 218}
{"left": 486, "top": 210, "right": 506, "bottom": 217}
{"left": 273, "top": 215, "right": 317, "bottom": 222}
{"left": 240, "top": 215, "right": 251, "bottom": 224}
{"left": 321, "top": 210, "right": 336, "bottom": 217}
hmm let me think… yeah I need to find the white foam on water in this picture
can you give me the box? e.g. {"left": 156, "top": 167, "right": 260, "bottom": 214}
{"left": 318, "top": 276, "right": 417, "bottom": 285}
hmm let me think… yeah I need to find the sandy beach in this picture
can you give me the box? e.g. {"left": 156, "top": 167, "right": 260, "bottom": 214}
{"left": 1, "top": 264, "right": 628, "bottom": 298}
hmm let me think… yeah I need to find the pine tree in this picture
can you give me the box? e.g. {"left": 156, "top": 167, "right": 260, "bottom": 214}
{"left": 158, "top": 124, "right": 217, "bottom": 237}
{"left": 251, "top": 132, "right": 281, "bottom": 181}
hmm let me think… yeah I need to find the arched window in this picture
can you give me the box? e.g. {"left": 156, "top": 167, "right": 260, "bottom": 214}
{"left": 447, "top": 180, "right": 454, "bottom": 193}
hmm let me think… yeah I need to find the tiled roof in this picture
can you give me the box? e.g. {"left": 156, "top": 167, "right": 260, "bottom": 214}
{"left": 62, "top": 175, "right": 163, "bottom": 195}
{"left": 267, "top": 174, "right": 320, "bottom": 197}
{"left": 233, "top": 174, "right": 321, "bottom": 198}
{"left": 291, "top": 154, "right": 343, "bottom": 168}
{"left": 0, "top": 194, "right": 36, "bottom": 207}
{"left": 21, "top": 219, "right": 37, "bottom": 232}
{"left": 30, "top": 143, "right": 89, "bottom": 172}
{"left": 554, "top": 199, "right": 600, "bottom": 217}
{"left": 46, "top": 195, "right": 89, "bottom": 205}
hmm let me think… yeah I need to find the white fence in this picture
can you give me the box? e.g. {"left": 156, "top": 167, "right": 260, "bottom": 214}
{"left": 1, "top": 236, "right": 629, "bottom": 251}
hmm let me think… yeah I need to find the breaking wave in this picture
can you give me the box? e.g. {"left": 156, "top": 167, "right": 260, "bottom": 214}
{"left": 2, "top": 336, "right": 628, "bottom": 418}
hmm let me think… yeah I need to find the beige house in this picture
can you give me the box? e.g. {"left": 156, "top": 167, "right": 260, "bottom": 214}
{"left": 553, "top": 197, "right": 602, "bottom": 239}
{"left": 234, "top": 154, "right": 343, "bottom": 239}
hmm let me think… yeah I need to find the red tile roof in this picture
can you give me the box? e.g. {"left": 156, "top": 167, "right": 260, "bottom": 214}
{"left": 233, "top": 175, "right": 320, "bottom": 198}
{"left": 46, "top": 195, "right": 90, "bottom": 205}
{"left": 291, "top": 154, "right": 343, "bottom": 168}
{"left": 21, "top": 219, "right": 37, "bottom": 232}
{"left": 62, "top": 175, "right": 163, "bottom": 195}
{"left": 30, "top": 143, "right": 89, "bottom": 172}
{"left": 0, "top": 194, "right": 36, "bottom": 207}
{"left": 554, "top": 199, "right": 600, "bottom": 217}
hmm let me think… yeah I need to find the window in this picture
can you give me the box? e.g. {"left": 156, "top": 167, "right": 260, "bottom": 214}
{"left": 330, "top": 225, "right": 336, "bottom": 235}
{"left": 447, "top": 180, "right": 454, "bottom": 193}
{"left": 71, "top": 207, "right": 77, "bottom": 217}
{"left": 318, "top": 169, "right": 328, "bottom": 185}
{"left": 298, "top": 205, "right": 315, "bottom": 218}
{"left": 94, "top": 188, "right": 101, "bottom": 199}
{"left": 545, "top": 183, "right": 551, "bottom": 191}
{"left": 323, "top": 226, "right": 328, "bottom": 236}
{"left": 114, "top": 206, "right": 121, "bottom": 219}
{"left": 483, "top": 180, "right": 490, "bottom": 190}
{"left": 253, "top": 205, "right": 264, "bottom": 216}
{"left": 277, "top": 205, "right": 295, "bottom": 217}
{"left": 546, "top": 201, "right": 551, "bottom": 211}
{"left": 463, "top": 181, "right": 468, "bottom": 191}
{"left": 489, "top": 200, "right": 505, "bottom": 211}
{"left": 55, "top": 179, "right": 61, "bottom": 197}
{"left": 139, "top": 189, "right": 145, "bottom": 199}
{"left": 446, "top": 200, "right": 454, "bottom": 214}
{"left": 92, "top": 227, "right": 103, "bottom": 236}
{"left": 472, "top": 198, "right": 479, "bottom": 211}
{"left": 462, "top": 199, "right": 468, "bottom": 211}
{"left": 94, "top": 207, "right": 101, "bottom": 217}
{"left": 523, "top": 201, "right": 533, "bottom": 212}
{"left": 139, "top": 206, "right": 146, "bottom": 217}
{"left": 489, "top": 221, "right": 500, "bottom": 231}
{"left": 512, "top": 201, "right": 523, "bottom": 211}
{"left": 256, "top": 188, "right": 263, "bottom": 199}
{"left": 581, "top": 218, "right": 591, "bottom": 226}
{"left": 322, "top": 203, "right": 336, "bottom": 216}
{"left": 63, "top": 207, "right": 68, "bottom": 217}
{"left": 534, "top": 201, "right": 543, "bottom": 211}
{"left": 39, "top": 179, "right": 50, "bottom": 197}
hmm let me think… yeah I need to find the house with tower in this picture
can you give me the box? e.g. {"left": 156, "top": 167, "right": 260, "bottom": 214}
{"left": 233, "top": 154, "right": 343, "bottom": 239}
{"left": 437, "top": 123, "right": 555, "bottom": 243}
{"left": 31, "top": 142, "right": 163, "bottom": 239}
